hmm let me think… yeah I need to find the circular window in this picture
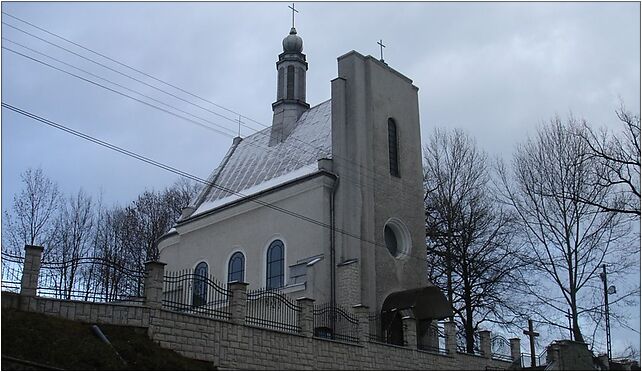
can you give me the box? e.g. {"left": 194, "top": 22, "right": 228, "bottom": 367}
{"left": 384, "top": 225, "right": 398, "bottom": 256}
{"left": 383, "top": 218, "right": 411, "bottom": 259}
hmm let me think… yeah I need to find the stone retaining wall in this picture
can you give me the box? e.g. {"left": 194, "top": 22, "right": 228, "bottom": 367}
{"left": 3, "top": 292, "right": 514, "bottom": 370}
{"left": 2, "top": 246, "right": 517, "bottom": 370}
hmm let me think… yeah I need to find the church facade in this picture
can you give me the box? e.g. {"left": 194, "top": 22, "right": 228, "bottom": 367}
{"left": 158, "top": 25, "right": 449, "bottom": 334}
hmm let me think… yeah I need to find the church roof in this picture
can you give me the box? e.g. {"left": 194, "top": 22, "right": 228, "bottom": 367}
{"left": 188, "top": 99, "right": 332, "bottom": 218}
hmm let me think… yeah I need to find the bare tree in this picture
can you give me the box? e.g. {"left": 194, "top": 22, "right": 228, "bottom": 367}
{"left": 424, "top": 128, "right": 525, "bottom": 353}
{"left": 48, "top": 189, "right": 94, "bottom": 299}
{"left": 496, "top": 117, "right": 636, "bottom": 344}
{"left": 579, "top": 106, "right": 640, "bottom": 216}
{"left": 2, "top": 167, "right": 60, "bottom": 255}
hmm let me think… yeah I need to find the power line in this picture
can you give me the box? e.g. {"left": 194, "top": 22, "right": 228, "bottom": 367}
{"left": 2, "top": 10, "right": 267, "bottom": 130}
{"left": 2, "top": 20, "right": 263, "bottom": 135}
{"left": 2, "top": 39, "right": 241, "bottom": 137}
{"left": 2, "top": 102, "right": 429, "bottom": 265}
{"left": 3, "top": 40, "right": 420, "bottom": 209}
{"left": 2, "top": 12, "right": 426, "bottom": 196}
{"left": 3, "top": 45, "right": 237, "bottom": 139}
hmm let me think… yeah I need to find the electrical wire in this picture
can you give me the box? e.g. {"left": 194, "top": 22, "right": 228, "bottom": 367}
{"left": 2, "top": 12, "right": 426, "bottom": 195}
{"left": 2, "top": 102, "right": 430, "bottom": 265}
{"left": 2, "top": 39, "right": 420, "bottom": 210}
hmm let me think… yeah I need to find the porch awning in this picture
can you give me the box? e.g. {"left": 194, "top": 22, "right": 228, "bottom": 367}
{"left": 381, "top": 286, "right": 452, "bottom": 321}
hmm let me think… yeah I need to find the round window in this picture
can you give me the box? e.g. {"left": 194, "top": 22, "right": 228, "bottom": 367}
{"left": 383, "top": 218, "right": 411, "bottom": 259}
{"left": 384, "top": 225, "right": 398, "bottom": 256}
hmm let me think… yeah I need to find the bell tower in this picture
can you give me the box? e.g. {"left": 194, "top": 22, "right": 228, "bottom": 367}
{"left": 270, "top": 24, "right": 309, "bottom": 145}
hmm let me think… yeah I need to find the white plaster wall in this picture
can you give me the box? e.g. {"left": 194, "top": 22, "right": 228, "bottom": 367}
{"left": 159, "top": 174, "right": 334, "bottom": 303}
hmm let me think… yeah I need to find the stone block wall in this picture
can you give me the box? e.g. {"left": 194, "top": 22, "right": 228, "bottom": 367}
{"left": 2, "top": 245, "right": 515, "bottom": 370}
{"left": 3, "top": 291, "right": 513, "bottom": 370}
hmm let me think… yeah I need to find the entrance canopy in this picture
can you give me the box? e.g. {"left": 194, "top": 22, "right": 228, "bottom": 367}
{"left": 381, "top": 286, "right": 452, "bottom": 320}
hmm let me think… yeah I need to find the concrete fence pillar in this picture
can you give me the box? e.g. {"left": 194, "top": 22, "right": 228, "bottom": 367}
{"left": 144, "top": 261, "right": 166, "bottom": 309}
{"left": 510, "top": 338, "right": 522, "bottom": 363}
{"left": 353, "top": 304, "right": 370, "bottom": 343}
{"left": 20, "top": 245, "right": 44, "bottom": 297}
{"left": 228, "top": 281, "right": 248, "bottom": 325}
{"left": 444, "top": 321, "right": 457, "bottom": 355}
{"left": 297, "top": 297, "right": 315, "bottom": 337}
{"left": 401, "top": 311, "right": 418, "bottom": 349}
{"left": 479, "top": 330, "right": 492, "bottom": 359}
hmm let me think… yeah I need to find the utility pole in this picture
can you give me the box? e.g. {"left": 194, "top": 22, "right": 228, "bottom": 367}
{"left": 599, "top": 264, "right": 615, "bottom": 363}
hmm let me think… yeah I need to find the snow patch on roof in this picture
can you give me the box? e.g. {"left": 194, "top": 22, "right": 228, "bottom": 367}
{"left": 189, "top": 99, "right": 332, "bottom": 217}
{"left": 192, "top": 163, "right": 320, "bottom": 217}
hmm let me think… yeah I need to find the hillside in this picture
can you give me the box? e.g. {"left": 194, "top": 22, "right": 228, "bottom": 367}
{"left": 1, "top": 309, "right": 215, "bottom": 370}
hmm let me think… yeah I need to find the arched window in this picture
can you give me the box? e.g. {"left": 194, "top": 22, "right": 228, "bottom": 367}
{"left": 193, "top": 262, "right": 208, "bottom": 307}
{"left": 388, "top": 118, "right": 400, "bottom": 177}
{"left": 228, "top": 252, "right": 245, "bottom": 283}
{"left": 266, "top": 240, "right": 285, "bottom": 289}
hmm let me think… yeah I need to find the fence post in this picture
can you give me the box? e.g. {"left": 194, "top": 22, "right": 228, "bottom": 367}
{"left": 20, "top": 245, "right": 44, "bottom": 297}
{"left": 297, "top": 297, "right": 315, "bottom": 337}
{"left": 479, "top": 330, "right": 492, "bottom": 358}
{"left": 228, "top": 281, "right": 248, "bottom": 325}
{"left": 352, "top": 304, "right": 370, "bottom": 343}
{"left": 144, "top": 261, "right": 166, "bottom": 309}
{"left": 444, "top": 321, "right": 457, "bottom": 355}
{"left": 510, "top": 337, "right": 521, "bottom": 363}
{"left": 401, "top": 311, "right": 418, "bottom": 349}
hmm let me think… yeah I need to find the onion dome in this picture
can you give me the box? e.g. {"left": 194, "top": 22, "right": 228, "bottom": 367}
{"left": 282, "top": 27, "right": 303, "bottom": 53}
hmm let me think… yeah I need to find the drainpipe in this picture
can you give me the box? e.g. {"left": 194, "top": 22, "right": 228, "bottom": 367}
{"left": 319, "top": 158, "right": 338, "bottom": 310}
{"left": 330, "top": 174, "right": 339, "bottom": 310}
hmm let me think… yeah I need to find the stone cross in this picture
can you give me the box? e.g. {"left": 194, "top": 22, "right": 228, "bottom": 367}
{"left": 377, "top": 39, "right": 386, "bottom": 62}
{"left": 523, "top": 319, "right": 540, "bottom": 368}
{"left": 288, "top": 3, "right": 298, "bottom": 28}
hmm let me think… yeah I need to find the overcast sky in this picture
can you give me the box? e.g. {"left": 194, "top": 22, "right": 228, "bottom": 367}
{"left": 2, "top": 1, "right": 640, "bottom": 357}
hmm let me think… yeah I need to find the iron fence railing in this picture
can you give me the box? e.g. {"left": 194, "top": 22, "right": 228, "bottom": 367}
{"left": 246, "top": 287, "right": 301, "bottom": 333}
{"left": 37, "top": 257, "right": 145, "bottom": 303}
{"left": 520, "top": 349, "right": 548, "bottom": 368}
{"left": 418, "top": 322, "right": 448, "bottom": 355}
{"left": 368, "top": 312, "right": 407, "bottom": 346}
{"left": 313, "top": 303, "right": 359, "bottom": 343}
{"left": 491, "top": 335, "right": 513, "bottom": 362}
{"left": 1, "top": 253, "right": 24, "bottom": 293}
{"left": 457, "top": 331, "right": 484, "bottom": 356}
{"left": 162, "top": 269, "right": 230, "bottom": 320}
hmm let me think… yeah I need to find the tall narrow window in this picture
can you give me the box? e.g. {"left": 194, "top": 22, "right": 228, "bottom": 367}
{"left": 193, "top": 262, "right": 208, "bottom": 307}
{"left": 286, "top": 66, "right": 294, "bottom": 100}
{"left": 388, "top": 119, "right": 400, "bottom": 177}
{"left": 266, "top": 240, "right": 284, "bottom": 289}
{"left": 228, "top": 252, "right": 245, "bottom": 283}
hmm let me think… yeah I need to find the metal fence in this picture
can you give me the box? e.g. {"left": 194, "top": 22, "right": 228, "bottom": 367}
{"left": 457, "top": 331, "right": 484, "bottom": 356}
{"left": 37, "top": 257, "right": 145, "bottom": 303}
{"left": 418, "top": 322, "right": 448, "bottom": 355}
{"left": 1, "top": 253, "right": 23, "bottom": 293}
{"left": 520, "top": 349, "right": 548, "bottom": 368}
{"left": 368, "top": 312, "right": 407, "bottom": 346}
{"left": 246, "top": 287, "right": 301, "bottom": 333}
{"left": 162, "top": 269, "right": 230, "bottom": 320}
{"left": 491, "top": 335, "right": 513, "bottom": 362}
{"left": 313, "top": 303, "right": 359, "bottom": 343}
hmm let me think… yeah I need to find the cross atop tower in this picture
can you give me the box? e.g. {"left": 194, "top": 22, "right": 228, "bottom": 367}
{"left": 288, "top": 3, "right": 298, "bottom": 28}
{"left": 377, "top": 39, "right": 386, "bottom": 63}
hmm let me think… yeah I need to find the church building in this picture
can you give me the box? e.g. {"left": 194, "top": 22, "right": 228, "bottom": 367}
{"left": 158, "top": 21, "right": 450, "bottom": 342}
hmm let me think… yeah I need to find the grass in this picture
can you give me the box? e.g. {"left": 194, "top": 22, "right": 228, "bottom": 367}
{"left": 1, "top": 308, "right": 216, "bottom": 370}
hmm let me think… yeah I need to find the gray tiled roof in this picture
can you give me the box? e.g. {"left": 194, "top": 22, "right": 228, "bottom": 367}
{"left": 190, "top": 99, "right": 332, "bottom": 216}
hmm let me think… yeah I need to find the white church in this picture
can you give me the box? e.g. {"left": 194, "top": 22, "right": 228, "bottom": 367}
{"left": 158, "top": 20, "right": 450, "bottom": 342}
